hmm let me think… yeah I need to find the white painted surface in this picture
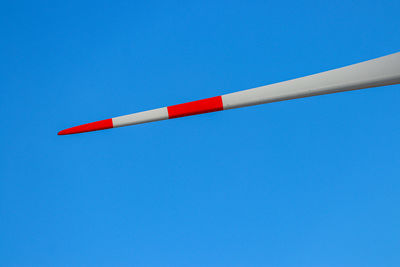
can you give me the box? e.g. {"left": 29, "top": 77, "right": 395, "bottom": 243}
{"left": 112, "top": 107, "right": 169, "bottom": 127}
{"left": 221, "top": 52, "right": 400, "bottom": 109}
{"left": 111, "top": 52, "right": 400, "bottom": 128}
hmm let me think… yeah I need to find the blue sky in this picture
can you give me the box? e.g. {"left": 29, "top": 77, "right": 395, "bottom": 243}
{"left": 1, "top": 0, "right": 400, "bottom": 266}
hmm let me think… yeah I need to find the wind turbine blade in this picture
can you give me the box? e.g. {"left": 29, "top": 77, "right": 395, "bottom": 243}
{"left": 58, "top": 52, "right": 400, "bottom": 135}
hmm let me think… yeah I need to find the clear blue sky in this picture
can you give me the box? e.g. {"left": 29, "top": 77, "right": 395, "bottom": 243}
{"left": 1, "top": 1, "right": 400, "bottom": 266}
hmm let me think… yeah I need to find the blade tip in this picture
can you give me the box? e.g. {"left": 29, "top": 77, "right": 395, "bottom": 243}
{"left": 58, "top": 118, "right": 113, "bottom": 136}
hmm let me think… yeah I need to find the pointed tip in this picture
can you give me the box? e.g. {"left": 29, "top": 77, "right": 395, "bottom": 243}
{"left": 58, "top": 118, "right": 113, "bottom": 135}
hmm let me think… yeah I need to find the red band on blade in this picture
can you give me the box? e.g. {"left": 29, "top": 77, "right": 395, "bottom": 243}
{"left": 167, "top": 96, "right": 223, "bottom": 119}
{"left": 58, "top": 118, "right": 113, "bottom": 135}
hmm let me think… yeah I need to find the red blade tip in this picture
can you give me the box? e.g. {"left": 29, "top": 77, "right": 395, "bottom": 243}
{"left": 58, "top": 119, "right": 113, "bottom": 135}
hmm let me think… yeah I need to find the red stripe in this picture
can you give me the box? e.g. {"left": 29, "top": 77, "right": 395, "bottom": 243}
{"left": 167, "top": 96, "right": 223, "bottom": 119}
{"left": 58, "top": 118, "right": 113, "bottom": 135}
